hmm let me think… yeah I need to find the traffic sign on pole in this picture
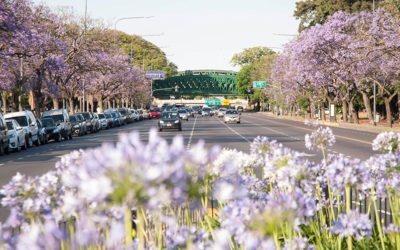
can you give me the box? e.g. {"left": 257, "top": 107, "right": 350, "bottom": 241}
{"left": 145, "top": 70, "right": 165, "bottom": 80}
{"left": 253, "top": 81, "right": 266, "bottom": 89}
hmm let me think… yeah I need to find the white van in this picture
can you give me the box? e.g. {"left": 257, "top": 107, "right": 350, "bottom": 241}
{"left": 4, "top": 110, "right": 39, "bottom": 147}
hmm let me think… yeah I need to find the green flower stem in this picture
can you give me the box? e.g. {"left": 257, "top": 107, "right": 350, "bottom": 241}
{"left": 371, "top": 190, "right": 385, "bottom": 250}
{"left": 345, "top": 186, "right": 352, "bottom": 250}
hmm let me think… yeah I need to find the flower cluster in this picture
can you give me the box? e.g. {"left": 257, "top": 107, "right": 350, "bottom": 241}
{"left": 304, "top": 120, "right": 336, "bottom": 152}
{"left": 331, "top": 210, "right": 372, "bottom": 240}
{"left": 372, "top": 131, "right": 400, "bottom": 153}
{"left": 0, "top": 127, "right": 398, "bottom": 249}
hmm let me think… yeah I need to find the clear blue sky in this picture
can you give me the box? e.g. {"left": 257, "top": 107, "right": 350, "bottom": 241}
{"left": 33, "top": 0, "right": 299, "bottom": 72}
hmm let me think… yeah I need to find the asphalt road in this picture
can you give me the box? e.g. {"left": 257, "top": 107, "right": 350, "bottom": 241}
{"left": 0, "top": 112, "right": 381, "bottom": 222}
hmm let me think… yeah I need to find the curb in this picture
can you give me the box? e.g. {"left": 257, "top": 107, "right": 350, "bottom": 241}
{"left": 256, "top": 112, "right": 400, "bottom": 134}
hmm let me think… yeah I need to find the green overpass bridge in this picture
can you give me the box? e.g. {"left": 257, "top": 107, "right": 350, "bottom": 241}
{"left": 152, "top": 70, "right": 237, "bottom": 98}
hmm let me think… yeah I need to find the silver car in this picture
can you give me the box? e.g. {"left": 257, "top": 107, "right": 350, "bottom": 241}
{"left": 224, "top": 109, "right": 241, "bottom": 124}
{"left": 178, "top": 109, "right": 189, "bottom": 121}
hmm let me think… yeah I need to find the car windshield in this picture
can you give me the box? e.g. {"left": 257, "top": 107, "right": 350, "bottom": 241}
{"left": 69, "top": 116, "right": 77, "bottom": 122}
{"left": 226, "top": 110, "right": 238, "bottom": 115}
{"left": 150, "top": 108, "right": 160, "bottom": 112}
{"left": 178, "top": 110, "right": 187, "bottom": 113}
{"left": 78, "top": 113, "right": 90, "bottom": 119}
{"left": 47, "top": 115, "right": 64, "bottom": 123}
{"left": 98, "top": 114, "right": 105, "bottom": 119}
{"left": 9, "top": 116, "right": 28, "bottom": 126}
{"left": 6, "top": 121, "right": 14, "bottom": 130}
{"left": 42, "top": 118, "right": 55, "bottom": 127}
{"left": 162, "top": 112, "right": 178, "bottom": 118}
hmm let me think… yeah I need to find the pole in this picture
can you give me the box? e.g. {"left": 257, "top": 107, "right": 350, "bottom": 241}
{"left": 113, "top": 16, "right": 154, "bottom": 45}
{"left": 373, "top": 82, "right": 376, "bottom": 126}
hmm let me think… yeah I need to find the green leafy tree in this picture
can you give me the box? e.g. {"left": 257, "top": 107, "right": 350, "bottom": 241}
{"left": 118, "top": 33, "right": 177, "bottom": 78}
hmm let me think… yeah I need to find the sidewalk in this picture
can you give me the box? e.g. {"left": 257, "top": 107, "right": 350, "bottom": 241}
{"left": 258, "top": 112, "right": 400, "bottom": 134}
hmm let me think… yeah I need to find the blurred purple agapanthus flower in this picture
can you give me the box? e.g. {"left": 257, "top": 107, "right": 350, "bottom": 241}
{"left": 331, "top": 210, "right": 372, "bottom": 240}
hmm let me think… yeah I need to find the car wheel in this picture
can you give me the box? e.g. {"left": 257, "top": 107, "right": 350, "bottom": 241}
{"left": 237, "top": 121, "right": 240, "bottom": 124}
{"left": 35, "top": 137, "right": 41, "bottom": 146}
{"left": 22, "top": 138, "right": 27, "bottom": 150}
{"left": 16, "top": 139, "right": 21, "bottom": 152}
{"left": 69, "top": 132, "right": 73, "bottom": 139}
{"left": 179, "top": 126, "right": 182, "bottom": 131}
{"left": 56, "top": 133, "right": 62, "bottom": 142}
{"left": 159, "top": 128, "right": 162, "bottom": 132}
{"left": 27, "top": 136, "right": 33, "bottom": 148}
{"left": 0, "top": 143, "right": 4, "bottom": 156}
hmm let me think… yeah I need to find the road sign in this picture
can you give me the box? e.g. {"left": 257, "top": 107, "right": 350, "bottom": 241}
{"left": 205, "top": 100, "right": 221, "bottom": 106}
{"left": 145, "top": 70, "right": 165, "bottom": 80}
{"left": 253, "top": 81, "right": 266, "bottom": 89}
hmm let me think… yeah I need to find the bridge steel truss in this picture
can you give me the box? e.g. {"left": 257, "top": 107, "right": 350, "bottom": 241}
{"left": 152, "top": 70, "right": 237, "bottom": 98}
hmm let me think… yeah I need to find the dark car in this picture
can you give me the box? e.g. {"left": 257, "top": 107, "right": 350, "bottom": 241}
{"left": 41, "top": 117, "right": 62, "bottom": 142}
{"left": 69, "top": 114, "right": 85, "bottom": 136}
{"left": 237, "top": 106, "right": 244, "bottom": 112}
{"left": 42, "top": 109, "right": 72, "bottom": 140}
{"left": 107, "top": 111, "right": 122, "bottom": 127}
{"left": 158, "top": 111, "right": 182, "bottom": 132}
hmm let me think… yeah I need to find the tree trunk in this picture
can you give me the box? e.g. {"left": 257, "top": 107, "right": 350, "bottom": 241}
{"left": 2, "top": 94, "right": 7, "bottom": 114}
{"left": 53, "top": 97, "right": 59, "bottom": 109}
{"left": 361, "top": 91, "right": 373, "bottom": 123}
{"left": 349, "top": 101, "right": 359, "bottom": 124}
{"left": 342, "top": 101, "right": 348, "bottom": 122}
{"left": 69, "top": 98, "right": 74, "bottom": 114}
{"left": 384, "top": 97, "right": 392, "bottom": 126}
{"left": 29, "top": 90, "right": 40, "bottom": 118}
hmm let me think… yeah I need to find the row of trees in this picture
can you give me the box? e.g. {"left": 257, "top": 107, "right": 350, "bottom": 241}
{"left": 232, "top": 1, "right": 400, "bottom": 125}
{"left": 0, "top": 0, "right": 176, "bottom": 117}
{"left": 269, "top": 8, "right": 400, "bottom": 125}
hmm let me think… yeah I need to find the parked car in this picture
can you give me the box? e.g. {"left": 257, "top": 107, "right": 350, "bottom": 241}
{"left": 6, "top": 119, "right": 26, "bottom": 151}
{"left": 224, "top": 109, "right": 241, "bottom": 123}
{"left": 70, "top": 114, "right": 86, "bottom": 136}
{"left": 36, "top": 118, "right": 48, "bottom": 145}
{"left": 96, "top": 113, "right": 109, "bottom": 129}
{"left": 104, "top": 113, "right": 114, "bottom": 128}
{"left": 75, "top": 111, "right": 98, "bottom": 133}
{"left": 42, "top": 109, "right": 72, "bottom": 140}
{"left": 5, "top": 110, "right": 40, "bottom": 147}
{"left": 237, "top": 106, "right": 244, "bottom": 112}
{"left": 0, "top": 113, "right": 9, "bottom": 155}
{"left": 178, "top": 109, "right": 189, "bottom": 121}
{"left": 149, "top": 107, "right": 161, "bottom": 119}
{"left": 75, "top": 113, "right": 87, "bottom": 135}
{"left": 41, "top": 117, "right": 62, "bottom": 142}
{"left": 107, "top": 111, "right": 122, "bottom": 127}
{"left": 158, "top": 111, "right": 182, "bottom": 132}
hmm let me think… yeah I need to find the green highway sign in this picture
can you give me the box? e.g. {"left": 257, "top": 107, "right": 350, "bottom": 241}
{"left": 205, "top": 100, "right": 221, "bottom": 106}
{"left": 253, "top": 81, "right": 266, "bottom": 89}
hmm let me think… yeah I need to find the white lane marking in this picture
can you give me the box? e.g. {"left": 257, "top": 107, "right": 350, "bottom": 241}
{"left": 186, "top": 116, "right": 198, "bottom": 150}
{"left": 0, "top": 164, "right": 4, "bottom": 166}
{"left": 217, "top": 119, "right": 251, "bottom": 143}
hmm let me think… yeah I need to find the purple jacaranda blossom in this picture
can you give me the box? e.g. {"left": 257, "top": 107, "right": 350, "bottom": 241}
{"left": 331, "top": 210, "right": 372, "bottom": 240}
{"left": 164, "top": 223, "right": 210, "bottom": 250}
{"left": 372, "top": 131, "right": 400, "bottom": 153}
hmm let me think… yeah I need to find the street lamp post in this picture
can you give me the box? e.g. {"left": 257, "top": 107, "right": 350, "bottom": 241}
{"left": 113, "top": 16, "right": 154, "bottom": 44}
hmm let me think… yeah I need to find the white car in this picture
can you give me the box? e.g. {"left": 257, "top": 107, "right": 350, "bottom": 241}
{"left": 178, "top": 109, "right": 189, "bottom": 121}
{"left": 224, "top": 109, "right": 241, "bottom": 124}
{"left": 6, "top": 119, "right": 27, "bottom": 151}
{"left": 217, "top": 108, "right": 227, "bottom": 117}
